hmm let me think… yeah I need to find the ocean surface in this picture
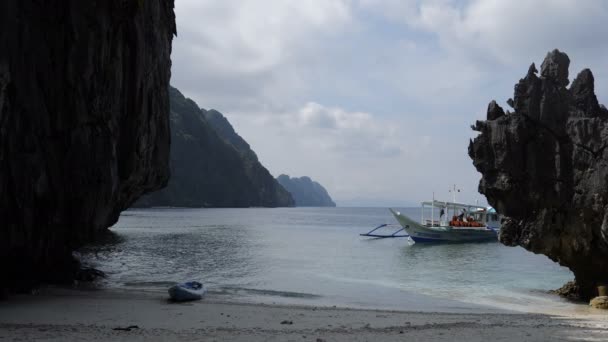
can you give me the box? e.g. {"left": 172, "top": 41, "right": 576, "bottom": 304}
{"left": 79, "top": 207, "right": 583, "bottom": 314}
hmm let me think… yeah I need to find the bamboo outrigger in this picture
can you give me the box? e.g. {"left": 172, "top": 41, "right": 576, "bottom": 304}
{"left": 359, "top": 223, "right": 409, "bottom": 238}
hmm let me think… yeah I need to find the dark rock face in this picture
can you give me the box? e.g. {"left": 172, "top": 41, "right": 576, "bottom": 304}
{"left": 203, "top": 109, "right": 294, "bottom": 207}
{"left": 135, "top": 87, "right": 294, "bottom": 208}
{"left": 469, "top": 49, "right": 608, "bottom": 300}
{"left": 276, "top": 175, "right": 336, "bottom": 207}
{"left": 204, "top": 109, "right": 256, "bottom": 160}
{"left": 0, "top": 1, "right": 175, "bottom": 288}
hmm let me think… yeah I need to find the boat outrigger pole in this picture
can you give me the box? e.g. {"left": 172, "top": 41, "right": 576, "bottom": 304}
{"left": 360, "top": 223, "right": 409, "bottom": 238}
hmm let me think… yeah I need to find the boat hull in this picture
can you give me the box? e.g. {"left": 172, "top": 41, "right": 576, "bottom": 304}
{"left": 168, "top": 282, "right": 206, "bottom": 302}
{"left": 389, "top": 209, "right": 497, "bottom": 243}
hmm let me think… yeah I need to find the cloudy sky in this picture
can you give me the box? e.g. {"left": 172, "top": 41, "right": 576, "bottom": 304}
{"left": 170, "top": 0, "right": 608, "bottom": 206}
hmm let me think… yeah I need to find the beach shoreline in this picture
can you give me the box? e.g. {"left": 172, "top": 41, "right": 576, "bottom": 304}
{"left": 1, "top": 287, "right": 606, "bottom": 341}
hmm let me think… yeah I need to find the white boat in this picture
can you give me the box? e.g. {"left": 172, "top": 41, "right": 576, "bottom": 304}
{"left": 168, "top": 281, "right": 206, "bottom": 302}
{"left": 389, "top": 200, "right": 501, "bottom": 243}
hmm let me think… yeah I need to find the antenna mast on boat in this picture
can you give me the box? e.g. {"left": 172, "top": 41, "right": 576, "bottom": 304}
{"left": 449, "top": 184, "right": 460, "bottom": 203}
{"left": 432, "top": 191, "right": 435, "bottom": 225}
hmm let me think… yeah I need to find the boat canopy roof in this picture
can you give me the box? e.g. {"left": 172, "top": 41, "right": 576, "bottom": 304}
{"left": 420, "top": 200, "right": 487, "bottom": 211}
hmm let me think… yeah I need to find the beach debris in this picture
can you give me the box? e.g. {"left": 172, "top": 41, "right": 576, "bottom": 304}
{"left": 590, "top": 296, "right": 608, "bottom": 309}
{"left": 113, "top": 325, "right": 139, "bottom": 332}
{"left": 280, "top": 320, "right": 293, "bottom": 325}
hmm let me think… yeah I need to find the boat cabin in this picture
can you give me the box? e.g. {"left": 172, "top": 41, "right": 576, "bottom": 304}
{"left": 420, "top": 200, "right": 500, "bottom": 229}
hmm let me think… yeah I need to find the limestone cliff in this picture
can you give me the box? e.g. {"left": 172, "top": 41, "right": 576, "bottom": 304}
{"left": 0, "top": 0, "right": 175, "bottom": 289}
{"left": 134, "top": 87, "right": 294, "bottom": 208}
{"left": 276, "top": 175, "right": 336, "bottom": 207}
{"left": 469, "top": 49, "right": 608, "bottom": 300}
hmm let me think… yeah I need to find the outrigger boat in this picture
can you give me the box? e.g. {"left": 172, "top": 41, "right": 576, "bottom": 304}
{"left": 387, "top": 200, "right": 500, "bottom": 243}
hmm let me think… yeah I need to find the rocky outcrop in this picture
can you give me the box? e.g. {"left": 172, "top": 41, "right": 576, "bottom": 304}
{"left": 590, "top": 296, "right": 608, "bottom": 309}
{"left": 276, "top": 175, "right": 336, "bottom": 207}
{"left": 0, "top": 1, "right": 175, "bottom": 289}
{"left": 134, "top": 87, "right": 294, "bottom": 208}
{"left": 469, "top": 49, "right": 608, "bottom": 300}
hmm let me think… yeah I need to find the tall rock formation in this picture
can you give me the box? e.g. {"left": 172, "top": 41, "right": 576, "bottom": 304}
{"left": 135, "top": 87, "right": 294, "bottom": 208}
{"left": 277, "top": 175, "right": 336, "bottom": 207}
{"left": 469, "top": 49, "right": 608, "bottom": 300}
{"left": 0, "top": 1, "right": 175, "bottom": 289}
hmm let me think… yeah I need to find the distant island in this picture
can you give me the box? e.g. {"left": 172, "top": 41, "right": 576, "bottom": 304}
{"left": 276, "top": 175, "right": 336, "bottom": 207}
{"left": 135, "top": 86, "right": 294, "bottom": 208}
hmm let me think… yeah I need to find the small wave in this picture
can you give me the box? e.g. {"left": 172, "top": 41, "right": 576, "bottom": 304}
{"left": 214, "top": 286, "right": 322, "bottom": 299}
{"left": 123, "top": 281, "right": 178, "bottom": 288}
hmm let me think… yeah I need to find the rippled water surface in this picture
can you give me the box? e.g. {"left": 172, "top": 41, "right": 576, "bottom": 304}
{"left": 80, "top": 207, "right": 577, "bottom": 313}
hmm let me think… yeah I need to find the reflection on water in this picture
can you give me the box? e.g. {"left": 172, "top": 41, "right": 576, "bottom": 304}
{"left": 83, "top": 223, "right": 262, "bottom": 286}
{"left": 79, "top": 207, "right": 578, "bottom": 313}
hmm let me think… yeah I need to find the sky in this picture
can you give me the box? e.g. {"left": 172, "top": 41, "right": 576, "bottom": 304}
{"left": 170, "top": 0, "right": 608, "bottom": 206}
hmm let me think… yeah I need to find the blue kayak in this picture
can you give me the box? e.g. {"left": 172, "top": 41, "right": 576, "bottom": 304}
{"left": 168, "top": 281, "right": 206, "bottom": 302}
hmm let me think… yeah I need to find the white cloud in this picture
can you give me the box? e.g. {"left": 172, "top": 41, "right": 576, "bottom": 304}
{"left": 367, "top": 0, "right": 608, "bottom": 67}
{"left": 172, "top": 0, "right": 353, "bottom": 112}
{"left": 227, "top": 102, "right": 466, "bottom": 205}
{"left": 175, "top": 1, "right": 352, "bottom": 73}
{"left": 357, "top": 0, "right": 419, "bottom": 22}
{"left": 171, "top": 0, "right": 608, "bottom": 205}
{"left": 242, "top": 102, "right": 405, "bottom": 158}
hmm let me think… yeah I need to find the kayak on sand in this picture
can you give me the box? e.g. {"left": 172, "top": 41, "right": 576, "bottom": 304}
{"left": 168, "top": 281, "right": 206, "bottom": 302}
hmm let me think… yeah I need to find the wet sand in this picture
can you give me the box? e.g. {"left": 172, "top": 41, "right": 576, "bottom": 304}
{"left": 1, "top": 288, "right": 607, "bottom": 341}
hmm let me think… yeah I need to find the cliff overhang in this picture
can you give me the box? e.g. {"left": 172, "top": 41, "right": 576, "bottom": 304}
{"left": 0, "top": 0, "right": 175, "bottom": 290}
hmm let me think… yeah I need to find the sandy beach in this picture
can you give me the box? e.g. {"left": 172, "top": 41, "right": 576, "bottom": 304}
{"left": 1, "top": 288, "right": 607, "bottom": 342}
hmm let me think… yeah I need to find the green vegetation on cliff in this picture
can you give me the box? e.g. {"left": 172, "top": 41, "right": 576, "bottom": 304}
{"left": 135, "top": 87, "right": 293, "bottom": 208}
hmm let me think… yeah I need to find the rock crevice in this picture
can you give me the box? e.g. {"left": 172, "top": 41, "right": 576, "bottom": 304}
{"left": 469, "top": 49, "right": 608, "bottom": 300}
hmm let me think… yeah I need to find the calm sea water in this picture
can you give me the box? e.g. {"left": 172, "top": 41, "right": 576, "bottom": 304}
{"left": 80, "top": 207, "right": 580, "bottom": 313}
